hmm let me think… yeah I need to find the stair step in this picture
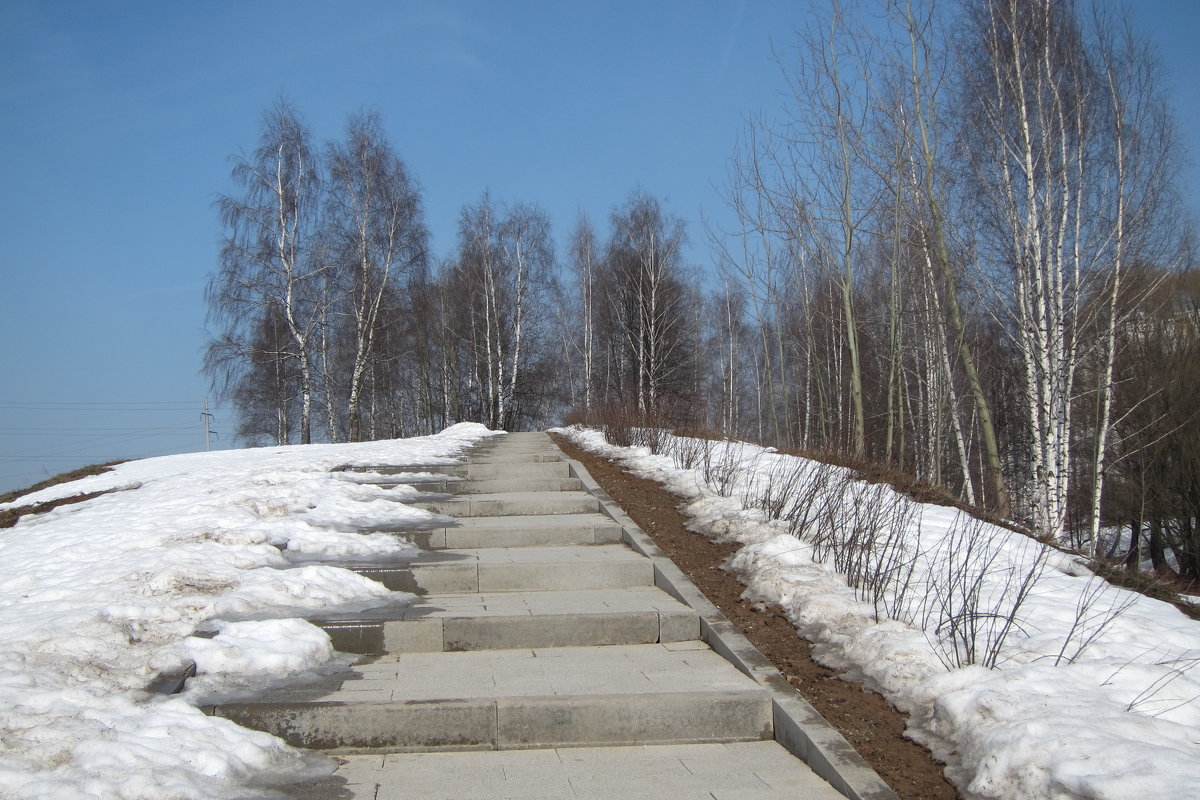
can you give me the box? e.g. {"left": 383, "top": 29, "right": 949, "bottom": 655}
{"left": 283, "top": 741, "right": 845, "bottom": 800}
{"left": 346, "top": 545, "right": 652, "bottom": 594}
{"left": 210, "top": 643, "right": 772, "bottom": 751}
{"left": 398, "top": 513, "right": 623, "bottom": 549}
{"left": 414, "top": 491, "right": 599, "bottom": 517}
{"left": 460, "top": 477, "right": 583, "bottom": 494}
{"left": 357, "top": 476, "right": 466, "bottom": 491}
{"left": 310, "top": 586, "right": 701, "bottom": 654}
{"left": 469, "top": 452, "right": 563, "bottom": 464}
{"left": 466, "top": 461, "right": 570, "bottom": 479}
{"left": 340, "top": 464, "right": 464, "bottom": 476}
{"left": 341, "top": 476, "right": 582, "bottom": 494}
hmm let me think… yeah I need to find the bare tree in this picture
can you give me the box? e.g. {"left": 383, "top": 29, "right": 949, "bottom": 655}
{"left": 325, "top": 111, "right": 427, "bottom": 441}
{"left": 567, "top": 215, "right": 600, "bottom": 417}
{"left": 601, "top": 192, "right": 697, "bottom": 417}
{"left": 207, "top": 99, "right": 323, "bottom": 443}
{"left": 1080, "top": 5, "right": 1179, "bottom": 556}
{"left": 443, "top": 193, "right": 556, "bottom": 430}
{"left": 957, "top": 0, "right": 1185, "bottom": 542}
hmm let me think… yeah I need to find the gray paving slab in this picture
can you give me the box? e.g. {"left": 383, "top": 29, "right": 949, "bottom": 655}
{"left": 248, "top": 642, "right": 757, "bottom": 703}
{"left": 309, "top": 586, "right": 700, "bottom": 653}
{"left": 338, "top": 463, "right": 464, "bottom": 476}
{"left": 469, "top": 452, "right": 564, "bottom": 463}
{"left": 346, "top": 544, "right": 653, "bottom": 594}
{"left": 213, "top": 644, "right": 772, "bottom": 751}
{"left": 460, "top": 477, "right": 583, "bottom": 493}
{"left": 249, "top": 431, "right": 885, "bottom": 799}
{"left": 284, "top": 741, "right": 846, "bottom": 800}
{"left": 482, "top": 443, "right": 561, "bottom": 452}
{"left": 414, "top": 513, "right": 625, "bottom": 549}
{"left": 466, "top": 460, "right": 570, "bottom": 479}
{"left": 414, "top": 491, "right": 600, "bottom": 517}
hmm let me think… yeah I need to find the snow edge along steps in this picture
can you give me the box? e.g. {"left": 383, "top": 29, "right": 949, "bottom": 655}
{"left": 564, "top": 451, "right": 900, "bottom": 800}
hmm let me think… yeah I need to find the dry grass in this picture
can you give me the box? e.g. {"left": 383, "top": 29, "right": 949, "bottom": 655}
{"left": 0, "top": 461, "right": 124, "bottom": 529}
{"left": 1091, "top": 561, "right": 1200, "bottom": 621}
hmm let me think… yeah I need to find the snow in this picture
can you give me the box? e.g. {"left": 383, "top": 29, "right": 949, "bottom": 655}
{"left": 556, "top": 426, "right": 1200, "bottom": 800}
{"left": 0, "top": 422, "right": 499, "bottom": 800}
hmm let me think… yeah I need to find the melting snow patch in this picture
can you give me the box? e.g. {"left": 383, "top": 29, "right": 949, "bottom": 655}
{"left": 556, "top": 425, "right": 1200, "bottom": 800}
{"left": 0, "top": 422, "right": 499, "bottom": 799}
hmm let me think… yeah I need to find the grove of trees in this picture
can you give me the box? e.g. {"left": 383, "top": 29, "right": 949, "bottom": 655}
{"left": 206, "top": 0, "right": 1198, "bottom": 582}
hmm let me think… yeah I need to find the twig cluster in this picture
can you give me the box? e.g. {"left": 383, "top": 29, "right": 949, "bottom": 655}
{"left": 609, "top": 430, "right": 1138, "bottom": 671}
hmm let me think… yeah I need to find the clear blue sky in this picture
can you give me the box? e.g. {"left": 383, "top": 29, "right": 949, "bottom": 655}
{"left": 1, "top": 0, "right": 1196, "bottom": 495}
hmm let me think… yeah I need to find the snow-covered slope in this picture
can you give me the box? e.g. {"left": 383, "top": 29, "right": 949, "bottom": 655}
{"left": 0, "top": 423, "right": 499, "bottom": 799}
{"left": 558, "top": 426, "right": 1200, "bottom": 800}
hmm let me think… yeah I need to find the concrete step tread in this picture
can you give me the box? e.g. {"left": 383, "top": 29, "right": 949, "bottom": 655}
{"left": 407, "top": 513, "right": 623, "bottom": 549}
{"left": 221, "top": 642, "right": 761, "bottom": 705}
{"left": 351, "top": 473, "right": 465, "bottom": 484}
{"left": 414, "top": 492, "right": 600, "bottom": 518}
{"left": 417, "top": 544, "right": 643, "bottom": 565}
{"left": 469, "top": 455, "right": 563, "bottom": 464}
{"left": 426, "top": 490, "right": 594, "bottom": 502}
{"left": 466, "top": 461, "right": 570, "bottom": 478}
{"left": 311, "top": 586, "right": 696, "bottom": 623}
{"left": 309, "top": 587, "right": 701, "bottom": 654}
{"left": 286, "top": 741, "right": 843, "bottom": 799}
{"left": 213, "top": 644, "right": 772, "bottom": 751}
{"left": 460, "top": 478, "right": 583, "bottom": 493}
{"left": 408, "top": 586, "right": 695, "bottom": 617}
{"left": 346, "top": 545, "right": 652, "bottom": 594}
{"left": 340, "top": 544, "right": 645, "bottom": 568}
{"left": 445, "top": 513, "right": 617, "bottom": 529}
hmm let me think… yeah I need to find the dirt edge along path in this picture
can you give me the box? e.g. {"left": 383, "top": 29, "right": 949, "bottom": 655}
{"left": 550, "top": 433, "right": 958, "bottom": 800}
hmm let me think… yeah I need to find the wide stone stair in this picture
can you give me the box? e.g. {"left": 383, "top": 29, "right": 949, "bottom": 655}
{"left": 206, "top": 432, "right": 891, "bottom": 799}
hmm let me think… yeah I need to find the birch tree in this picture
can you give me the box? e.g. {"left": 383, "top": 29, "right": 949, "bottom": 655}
{"left": 568, "top": 215, "right": 600, "bottom": 417}
{"left": 959, "top": 0, "right": 1183, "bottom": 541}
{"left": 325, "top": 112, "right": 427, "bottom": 441}
{"left": 207, "top": 99, "right": 323, "bottom": 444}
{"left": 602, "top": 193, "right": 696, "bottom": 417}
{"left": 1081, "top": 6, "right": 1178, "bottom": 556}
{"left": 447, "top": 194, "right": 555, "bottom": 430}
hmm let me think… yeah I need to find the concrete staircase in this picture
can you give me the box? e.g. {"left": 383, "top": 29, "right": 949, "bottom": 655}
{"left": 207, "top": 432, "right": 891, "bottom": 799}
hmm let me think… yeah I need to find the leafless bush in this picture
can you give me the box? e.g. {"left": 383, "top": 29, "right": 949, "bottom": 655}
{"left": 740, "top": 456, "right": 809, "bottom": 519}
{"left": 1051, "top": 575, "right": 1139, "bottom": 665}
{"left": 798, "top": 466, "right": 858, "bottom": 562}
{"left": 627, "top": 424, "right": 667, "bottom": 453}
{"left": 666, "top": 435, "right": 714, "bottom": 471}
{"left": 920, "top": 514, "right": 1048, "bottom": 669}
{"left": 696, "top": 440, "right": 743, "bottom": 497}
{"left": 681, "top": 444, "right": 1136, "bottom": 671}
{"left": 834, "top": 485, "right": 922, "bottom": 622}
{"left": 1121, "top": 655, "right": 1200, "bottom": 716}
{"left": 590, "top": 404, "right": 634, "bottom": 447}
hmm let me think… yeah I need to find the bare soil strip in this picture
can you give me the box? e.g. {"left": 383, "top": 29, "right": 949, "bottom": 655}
{"left": 551, "top": 433, "right": 958, "bottom": 800}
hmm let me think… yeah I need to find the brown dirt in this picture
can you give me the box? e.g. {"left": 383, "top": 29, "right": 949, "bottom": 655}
{"left": 0, "top": 461, "right": 122, "bottom": 506}
{"left": 0, "top": 490, "right": 113, "bottom": 530}
{"left": 551, "top": 433, "right": 958, "bottom": 800}
{"left": 0, "top": 462, "right": 127, "bottom": 530}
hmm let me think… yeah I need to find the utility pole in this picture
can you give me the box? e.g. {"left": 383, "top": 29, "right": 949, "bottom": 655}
{"left": 202, "top": 398, "right": 213, "bottom": 451}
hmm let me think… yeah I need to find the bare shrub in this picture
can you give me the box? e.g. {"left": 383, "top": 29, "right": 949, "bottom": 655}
{"left": 799, "top": 466, "right": 858, "bottom": 563}
{"left": 666, "top": 435, "right": 714, "bottom": 471}
{"left": 1121, "top": 655, "right": 1200, "bottom": 716}
{"left": 920, "top": 515, "right": 1049, "bottom": 669}
{"left": 740, "top": 456, "right": 809, "bottom": 519}
{"left": 839, "top": 486, "right": 921, "bottom": 622}
{"left": 698, "top": 440, "right": 743, "bottom": 497}
{"left": 1051, "top": 575, "right": 1139, "bottom": 665}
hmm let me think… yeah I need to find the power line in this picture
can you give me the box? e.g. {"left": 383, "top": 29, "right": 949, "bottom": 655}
{"left": 0, "top": 425, "right": 199, "bottom": 434}
{"left": 0, "top": 403, "right": 233, "bottom": 412}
